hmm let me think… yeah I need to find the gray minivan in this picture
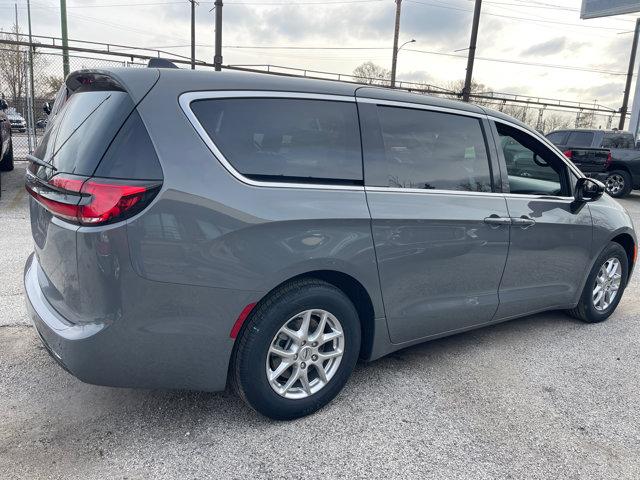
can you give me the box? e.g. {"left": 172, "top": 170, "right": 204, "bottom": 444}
{"left": 25, "top": 67, "right": 636, "bottom": 420}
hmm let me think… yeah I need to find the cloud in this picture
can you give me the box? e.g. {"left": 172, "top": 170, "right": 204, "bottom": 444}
{"left": 521, "top": 37, "right": 583, "bottom": 57}
{"left": 560, "top": 82, "right": 625, "bottom": 106}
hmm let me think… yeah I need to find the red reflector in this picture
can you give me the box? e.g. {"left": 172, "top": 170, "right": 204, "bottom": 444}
{"left": 563, "top": 150, "right": 572, "bottom": 159}
{"left": 230, "top": 303, "right": 257, "bottom": 339}
{"left": 605, "top": 152, "right": 612, "bottom": 168}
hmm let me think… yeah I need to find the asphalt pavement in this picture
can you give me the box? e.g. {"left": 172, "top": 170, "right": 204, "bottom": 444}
{"left": 1, "top": 162, "right": 639, "bottom": 479}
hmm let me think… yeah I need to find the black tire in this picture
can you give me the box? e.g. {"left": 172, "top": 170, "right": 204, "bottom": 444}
{"left": 0, "top": 139, "right": 13, "bottom": 172}
{"left": 231, "top": 278, "right": 361, "bottom": 420}
{"left": 605, "top": 170, "right": 632, "bottom": 198}
{"left": 567, "top": 242, "right": 629, "bottom": 323}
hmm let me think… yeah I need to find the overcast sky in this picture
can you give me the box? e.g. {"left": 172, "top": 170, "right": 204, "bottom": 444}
{"left": 2, "top": 0, "right": 639, "bottom": 108}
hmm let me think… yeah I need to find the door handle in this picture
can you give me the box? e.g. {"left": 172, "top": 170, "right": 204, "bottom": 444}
{"left": 512, "top": 215, "right": 536, "bottom": 229}
{"left": 484, "top": 215, "right": 511, "bottom": 227}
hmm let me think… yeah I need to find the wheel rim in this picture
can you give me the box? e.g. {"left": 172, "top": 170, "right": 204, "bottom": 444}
{"left": 592, "top": 257, "right": 622, "bottom": 311}
{"left": 605, "top": 174, "right": 625, "bottom": 195}
{"left": 265, "top": 309, "right": 344, "bottom": 400}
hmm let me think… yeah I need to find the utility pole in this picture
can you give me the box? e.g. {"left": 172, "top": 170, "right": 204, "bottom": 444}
{"left": 214, "top": 0, "right": 223, "bottom": 71}
{"left": 462, "top": 0, "right": 482, "bottom": 102}
{"left": 619, "top": 18, "right": 640, "bottom": 130}
{"left": 190, "top": 0, "right": 196, "bottom": 69}
{"left": 60, "top": 0, "right": 69, "bottom": 78}
{"left": 390, "top": 0, "right": 402, "bottom": 88}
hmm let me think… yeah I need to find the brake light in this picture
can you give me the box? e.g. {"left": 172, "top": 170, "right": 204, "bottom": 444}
{"left": 26, "top": 172, "right": 160, "bottom": 226}
{"left": 605, "top": 152, "right": 612, "bottom": 168}
{"left": 79, "top": 180, "right": 149, "bottom": 224}
{"left": 563, "top": 150, "right": 573, "bottom": 159}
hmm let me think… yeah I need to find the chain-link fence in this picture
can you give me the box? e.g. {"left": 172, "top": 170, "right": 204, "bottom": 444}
{"left": 0, "top": 43, "right": 148, "bottom": 160}
{"left": 0, "top": 38, "right": 627, "bottom": 161}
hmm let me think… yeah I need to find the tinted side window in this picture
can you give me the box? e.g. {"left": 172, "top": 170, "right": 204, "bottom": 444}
{"left": 94, "top": 111, "right": 163, "bottom": 180}
{"left": 191, "top": 98, "right": 362, "bottom": 184}
{"left": 602, "top": 133, "right": 634, "bottom": 149}
{"left": 546, "top": 131, "right": 567, "bottom": 145}
{"left": 566, "top": 131, "right": 594, "bottom": 147}
{"left": 373, "top": 106, "right": 492, "bottom": 192}
{"left": 497, "top": 122, "right": 568, "bottom": 196}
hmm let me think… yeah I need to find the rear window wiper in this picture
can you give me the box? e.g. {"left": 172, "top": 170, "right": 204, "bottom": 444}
{"left": 26, "top": 154, "right": 57, "bottom": 171}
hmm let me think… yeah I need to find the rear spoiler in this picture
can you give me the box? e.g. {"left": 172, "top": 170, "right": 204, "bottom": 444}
{"left": 65, "top": 71, "right": 126, "bottom": 93}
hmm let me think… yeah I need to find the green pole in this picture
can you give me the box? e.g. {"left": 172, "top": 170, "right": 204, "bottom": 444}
{"left": 60, "top": 0, "right": 69, "bottom": 78}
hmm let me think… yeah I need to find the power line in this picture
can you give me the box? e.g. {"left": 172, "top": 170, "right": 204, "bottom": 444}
{"left": 405, "top": 0, "right": 630, "bottom": 31}
{"left": 212, "top": 45, "right": 630, "bottom": 76}
{"left": 5, "top": 0, "right": 386, "bottom": 6}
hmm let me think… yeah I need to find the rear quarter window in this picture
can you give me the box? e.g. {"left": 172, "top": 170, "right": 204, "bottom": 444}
{"left": 545, "top": 131, "right": 568, "bottom": 145}
{"left": 602, "top": 133, "right": 634, "bottom": 149}
{"left": 566, "top": 131, "right": 595, "bottom": 148}
{"left": 190, "top": 98, "right": 363, "bottom": 184}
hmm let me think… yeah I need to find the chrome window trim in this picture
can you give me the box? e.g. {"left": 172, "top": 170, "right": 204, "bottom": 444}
{"left": 179, "top": 90, "right": 580, "bottom": 198}
{"left": 365, "top": 186, "right": 574, "bottom": 202}
{"left": 179, "top": 90, "right": 364, "bottom": 191}
{"left": 356, "top": 97, "right": 487, "bottom": 119}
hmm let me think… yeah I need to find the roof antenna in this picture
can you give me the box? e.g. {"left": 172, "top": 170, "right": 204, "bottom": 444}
{"left": 148, "top": 58, "right": 179, "bottom": 69}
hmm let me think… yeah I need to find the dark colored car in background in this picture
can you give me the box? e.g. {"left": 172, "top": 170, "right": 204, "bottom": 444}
{"left": 0, "top": 98, "right": 14, "bottom": 172}
{"left": 547, "top": 129, "right": 640, "bottom": 197}
{"left": 504, "top": 135, "right": 610, "bottom": 183}
{"left": 24, "top": 67, "right": 636, "bottom": 420}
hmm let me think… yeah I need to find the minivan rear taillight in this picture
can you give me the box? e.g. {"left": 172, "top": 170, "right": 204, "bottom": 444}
{"left": 26, "top": 172, "right": 160, "bottom": 226}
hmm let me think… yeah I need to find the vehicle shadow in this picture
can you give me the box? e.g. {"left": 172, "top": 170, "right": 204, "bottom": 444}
{"left": 22, "top": 308, "right": 585, "bottom": 427}
{"left": 3, "top": 301, "right": 630, "bottom": 474}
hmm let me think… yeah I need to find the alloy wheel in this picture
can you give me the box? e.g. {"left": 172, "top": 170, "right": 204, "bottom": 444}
{"left": 592, "top": 257, "right": 622, "bottom": 311}
{"left": 265, "top": 309, "right": 344, "bottom": 400}
{"left": 605, "top": 174, "right": 625, "bottom": 196}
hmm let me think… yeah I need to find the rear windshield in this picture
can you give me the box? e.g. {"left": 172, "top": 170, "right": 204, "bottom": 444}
{"left": 191, "top": 98, "right": 363, "bottom": 184}
{"left": 34, "top": 89, "right": 135, "bottom": 176}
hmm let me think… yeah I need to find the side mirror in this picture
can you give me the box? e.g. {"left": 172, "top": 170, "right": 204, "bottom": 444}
{"left": 43, "top": 102, "right": 51, "bottom": 115}
{"left": 0, "top": 99, "right": 7, "bottom": 111}
{"left": 575, "top": 177, "right": 605, "bottom": 203}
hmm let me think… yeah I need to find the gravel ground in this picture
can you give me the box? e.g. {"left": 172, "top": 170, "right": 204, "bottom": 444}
{"left": 1, "top": 162, "right": 639, "bottom": 479}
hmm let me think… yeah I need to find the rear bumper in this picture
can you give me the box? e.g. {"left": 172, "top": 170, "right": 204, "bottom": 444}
{"left": 24, "top": 252, "right": 253, "bottom": 392}
{"left": 24, "top": 252, "right": 107, "bottom": 381}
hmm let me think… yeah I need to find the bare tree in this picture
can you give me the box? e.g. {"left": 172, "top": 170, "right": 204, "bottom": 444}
{"left": 352, "top": 61, "right": 391, "bottom": 86}
{"left": 0, "top": 25, "right": 26, "bottom": 111}
{"left": 541, "top": 113, "right": 573, "bottom": 133}
{"left": 39, "top": 75, "right": 64, "bottom": 99}
{"left": 501, "top": 104, "right": 535, "bottom": 125}
{"left": 442, "top": 79, "right": 494, "bottom": 107}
